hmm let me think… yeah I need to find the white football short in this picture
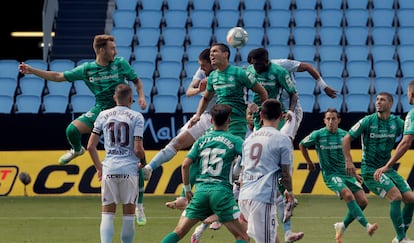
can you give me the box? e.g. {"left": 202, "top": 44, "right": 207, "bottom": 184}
{"left": 239, "top": 199, "right": 277, "bottom": 243}
{"left": 101, "top": 174, "right": 138, "bottom": 206}
{"left": 180, "top": 112, "right": 212, "bottom": 140}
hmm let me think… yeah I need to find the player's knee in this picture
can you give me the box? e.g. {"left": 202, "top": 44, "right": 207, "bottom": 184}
{"left": 66, "top": 123, "right": 80, "bottom": 137}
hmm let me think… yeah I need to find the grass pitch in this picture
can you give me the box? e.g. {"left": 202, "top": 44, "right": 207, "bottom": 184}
{"left": 0, "top": 195, "right": 410, "bottom": 243}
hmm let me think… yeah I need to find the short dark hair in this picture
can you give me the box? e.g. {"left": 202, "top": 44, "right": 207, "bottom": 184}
{"left": 114, "top": 83, "right": 132, "bottom": 103}
{"left": 378, "top": 92, "right": 394, "bottom": 103}
{"left": 211, "top": 43, "right": 231, "bottom": 61}
{"left": 261, "top": 99, "right": 282, "bottom": 120}
{"left": 325, "top": 108, "right": 340, "bottom": 118}
{"left": 199, "top": 48, "right": 210, "bottom": 63}
{"left": 247, "top": 48, "right": 269, "bottom": 64}
{"left": 210, "top": 104, "right": 232, "bottom": 126}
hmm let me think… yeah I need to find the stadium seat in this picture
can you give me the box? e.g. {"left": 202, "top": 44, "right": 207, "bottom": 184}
{"left": 372, "top": 60, "right": 399, "bottom": 78}
{"left": 15, "top": 95, "right": 41, "bottom": 113}
{"left": 243, "top": 28, "right": 265, "bottom": 46}
{"left": 134, "top": 46, "right": 159, "bottom": 64}
{"left": 184, "top": 61, "right": 201, "bottom": 78}
{"left": 152, "top": 94, "right": 178, "bottom": 113}
{"left": 154, "top": 77, "right": 181, "bottom": 95}
{"left": 70, "top": 94, "right": 95, "bottom": 113}
{"left": 0, "top": 95, "right": 13, "bottom": 113}
{"left": 298, "top": 94, "right": 315, "bottom": 112}
{"left": 318, "top": 9, "right": 344, "bottom": 27}
{"left": 192, "top": 0, "right": 216, "bottom": 10}
{"left": 295, "top": 0, "right": 318, "bottom": 10}
{"left": 164, "top": 0, "right": 189, "bottom": 10}
{"left": 319, "top": 27, "right": 343, "bottom": 46}
{"left": 140, "top": 0, "right": 165, "bottom": 10}
{"left": 293, "top": 9, "right": 317, "bottom": 27}
{"left": 116, "top": 46, "right": 132, "bottom": 61}
{"left": 161, "top": 27, "right": 187, "bottom": 46}
{"left": 23, "top": 59, "right": 48, "bottom": 78}
{"left": 344, "top": 27, "right": 369, "bottom": 45}
{"left": 397, "top": 9, "right": 414, "bottom": 27}
{"left": 345, "top": 94, "right": 371, "bottom": 112}
{"left": 344, "top": 0, "right": 369, "bottom": 9}
{"left": 42, "top": 95, "right": 68, "bottom": 113}
{"left": 136, "top": 28, "right": 160, "bottom": 47}
{"left": 371, "top": 9, "right": 397, "bottom": 27}
{"left": 132, "top": 61, "right": 156, "bottom": 79}
{"left": 217, "top": 0, "right": 241, "bottom": 10}
{"left": 318, "top": 45, "right": 344, "bottom": 62}
{"left": 115, "top": 0, "right": 138, "bottom": 10}
{"left": 292, "top": 45, "right": 316, "bottom": 63}
{"left": 397, "top": 27, "right": 414, "bottom": 45}
{"left": 325, "top": 77, "right": 345, "bottom": 94}
{"left": 163, "top": 10, "right": 188, "bottom": 28}
{"left": 317, "top": 94, "right": 343, "bottom": 112}
{"left": 267, "top": 27, "right": 290, "bottom": 45}
{"left": 131, "top": 94, "right": 150, "bottom": 113}
{"left": 18, "top": 76, "right": 45, "bottom": 96}
{"left": 373, "top": 77, "right": 400, "bottom": 95}
{"left": 180, "top": 95, "right": 201, "bottom": 113}
{"left": 400, "top": 78, "right": 414, "bottom": 94}
{"left": 295, "top": 77, "right": 317, "bottom": 95}
{"left": 267, "top": 45, "right": 290, "bottom": 59}
{"left": 131, "top": 78, "right": 153, "bottom": 97}
{"left": 157, "top": 61, "right": 183, "bottom": 79}
{"left": 243, "top": 0, "right": 267, "bottom": 10}
{"left": 73, "top": 80, "right": 93, "bottom": 96}
{"left": 215, "top": 10, "right": 241, "bottom": 28}
{"left": 242, "top": 10, "right": 266, "bottom": 28}
{"left": 190, "top": 10, "right": 215, "bottom": 28}
{"left": 46, "top": 80, "right": 73, "bottom": 96}
{"left": 371, "top": 0, "right": 396, "bottom": 9}
{"left": 344, "top": 9, "right": 369, "bottom": 27}
{"left": 319, "top": 61, "right": 345, "bottom": 78}
{"left": 267, "top": 10, "right": 291, "bottom": 28}
{"left": 186, "top": 46, "right": 208, "bottom": 62}
{"left": 370, "top": 45, "right": 397, "bottom": 62}
{"left": 344, "top": 45, "right": 369, "bottom": 62}
{"left": 49, "top": 59, "right": 75, "bottom": 71}
{"left": 160, "top": 46, "right": 185, "bottom": 62}
{"left": 400, "top": 95, "right": 412, "bottom": 113}
{"left": 398, "top": 0, "right": 414, "bottom": 9}
{"left": 112, "top": 9, "right": 137, "bottom": 28}
{"left": 110, "top": 27, "right": 135, "bottom": 47}
{"left": 345, "top": 77, "right": 372, "bottom": 94}
{"left": 371, "top": 27, "right": 396, "bottom": 45}
{"left": 0, "top": 77, "right": 18, "bottom": 96}
{"left": 292, "top": 27, "right": 317, "bottom": 45}
{"left": 397, "top": 45, "right": 414, "bottom": 63}
{"left": 0, "top": 59, "right": 20, "bottom": 79}
{"left": 269, "top": 0, "right": 292, "bottom": 10}
{"left": 319, "top": 0, "right": 343, "bottom": 10}
{"left": 188, "top": 28, "right": 213, "bottom": 46}
{"left": 345, "top": 60, "right": 372, "bottom": 78}
{"left": 138, "top": 10, "right": 162, "bottom": 28}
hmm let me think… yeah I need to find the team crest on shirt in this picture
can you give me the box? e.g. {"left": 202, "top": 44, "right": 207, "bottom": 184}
{"left": 112, "top": 64, "right": 118, "bottom": 71}
{"left": 229, "top": 76, "right": 235, "bottom": 82}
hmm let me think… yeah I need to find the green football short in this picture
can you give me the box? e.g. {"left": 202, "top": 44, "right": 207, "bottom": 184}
{"left": 76, "top": 104, "right": 105, "bottom": 128}
{"left": 363, "top": 168, "right": 412, "bottom": 198}
{"left": 323, "top": 174, "right": 363, "bottom": 197}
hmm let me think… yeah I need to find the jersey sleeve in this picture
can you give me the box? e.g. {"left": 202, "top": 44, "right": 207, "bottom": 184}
{"left": 277, "top": 68, "right": 297, "bottom": 95}
{"left": 300, "top": 130, "right": 319, "bottom": 148}
{"left": 186, "top": 139, "right": 200, "bottom": 161}
{"left": 279, "top": 136, "right": 293, "bottom": 166}
{"left": 133, "top": 112, "right": 145, "bottom": 138}
{"left": 404, "top": 109, "right": 414, "bottom": 135}
{"left": 348, "top": 117, "right": 367, "bottom": 139}
{"left": 63, "top": 64, "right": 86, "bottom": 82}
{"left": 92, "top": 112, "right": 104, "bottom": 134}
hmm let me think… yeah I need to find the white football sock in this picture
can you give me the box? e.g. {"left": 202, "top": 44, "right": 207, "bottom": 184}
{"left": 121, "top": 215, "right": 135, "bottom": 243}
{"left": 100, "top": 212, "right": 115, "bottom": 243}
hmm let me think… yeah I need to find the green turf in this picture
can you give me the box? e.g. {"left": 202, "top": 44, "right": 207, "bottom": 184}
{"left": 0, "top": 195, "right": 411, "bottom": 242}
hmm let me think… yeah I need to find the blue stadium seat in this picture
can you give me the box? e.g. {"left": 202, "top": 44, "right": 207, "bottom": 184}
{"left": 184, "top": 61, "right": 200, "bottom": 78}
{"left": 344, "top": 45, "right": 369, "bottom": 62}
{"left": 155, "top": 77, "right": 181, "bottom": 95}
{"left": 161, "top": 27, "right": 187, "bottom": 46}
{"left": 217, "top": 0, "right": 241, "bottom": 10}
{"left": 23, "top": 59, "right": 48, "bottom": 78}
{"left": 397, "top": 27, "right": 414, "bottom": 45}
{"left": 115, "top": 0, "right": 138, "bottom": 10}
{"left": 73, "top": 80, "right": 93, "bottom": 96}
{"left": 319, "top": 61, "right": 344, "bottom": 78}
{"left": 371, "top": 9, "right": 396, "bottom": 27}
{"left": 134, "top": 46, "right": 159, "bottom": 64}
{"left": 267, "top": 27, "right": 290, "bottom": 45}
{"left": 345, "top": 77, "right": 372, "bottom": 94}
{"left": 0, "top": 95, "right": 13, "bottom": 113}
{"left": 243, "top": 0, "right": 267, "bottom": 10}
{"left": 180, "top": 94, "right": 201, "bottom": 113}
{"left": 398, "top": 0, "right": 414, "bottom": 9}
{"left": 401, "top": 78, "right": 414, "bottom": 94}
{"left": 319, "top": 27, "right": 343, "bottom": 45}
{"left": 160, "top": 46, "right": 185, "bottom": 62}
{"left": 319, "top": 9, "right": 344, "bottom": 27}
{"left": 110, "top": 27, "right": 135, "bottom": 47}
{"left": 46, "top": 80, "right": 72, "bottom": 96}
{"left": 216, "top": 10, "right": 240, "bottom": 28}
{"left": 243, "top": 28, "right": 265, "bottom": 46}
{"left": 401, "top": 95, "right": 412, "bottom": 113}
{"left": 295, "top": 77, "right": 317, "bottom": 95}
{"left": 192, "top": 0, "right": 216, "bottom": 10}
{"left": 182, "top": 77, "right": 194, "bottom": 92}
{"left": 344, "top": 27, "right": 369, "bottom": 45}
{"left": 344, "top": 9, "right": 369, "bottom": 27}
{"left": 293, "top": 9, "right": 317, "bottom": 27}
{"left": 292, "top": 27, "right": 317, "bottom": 45}
{"left": 138, "top": 10, "right": 162, "bottom": 28}
{"left": 164, "top": 0, "right": 189, "bottom": 10}
{"left": 370, "top": 45, "right": 397, "bottom": 62}
{"left": 163, "top": 10, "right": 188, "bottom": 28}
{"left": 0, "top": 77, "right": 18, "bottom": 96}
{"left": 371, "top": 0, "right": 396, "bottom": 9}
{"left": 267, "top": 10, "right": 291, "bottom": 28}
{"left": 298, "top": 94, "right": 315, "bottom": 112}
{"left": 372, "top": 60, "right": 399, "bottom": 78}
{"left": 397, "top": 9, "right": 414, "bottom": 27}
{"left": 188, "top": 28, "right": 213, "bottom": 46}
{"left": 140, "top": 0, "right": 165, "bottom": 10}
{"left": 269, "top": 0, "right": 292, "bottom": 10}
{"left": 319, "top": 0, "right": 343, "bottom": 10}
{"left": 116, "top": 46, "right": 132, "bottom": 61}
{"left": 345, "top": 94, "right": 371, "bottom": 112}
{"left": 344, "top": 0, "right": 369, "bottom": 9}
{"left": 190, "top": 10, "right": 215, "bottom": 28}
{"left": 186, "top": 46, "right": 207, "bottom": 62}
{"left": 0, "top": 59, "right": 20, "bottom": 79}
{"left": 373, "top": 77, "right": 400, "bottom": 95}
{"left": 292, "top": 45, "right": 316, "bottom": 63}
{"left": 324, "top": 77, "right": 345, "bottom": 94}
{"left": 397, "top": 45, "right": 414, "bottom": 63}
{"left": 346, "top": 60, "right": 372, "bottom": 78}
{"left": 136, "top": 28, "right": 160, "bottom": 47}
{"left": 112, "top": 9, "right": 137, "bottom": 28}
{"left": 317, "top": 94, "right": 343, "bottom": 112}
{"left": 49, "top": 59, "right": 75, "bottom": 71}
{"left": 295, "top": 0, "right": 318, "bottom": 9}
{"left": 152, "top": 94, "right": 178, "bottom": 113}
{"left": 132, "top": 61, "right": 155, "bottom": 79}
{"left": 15, "top": 95, "right": 41, "bottom": 113}
{"left": 371, "top": 27, "right": 396, "bottom": 45}
{"left": 267, "top": 45, "right": 290, "bottom": 59}
{"left": 42, "top": 95, "right": 68, "bottom": 113}
{"left": 70, "top": 94, "right": 95, "bottom": 113}
{"left": 130, "top": 79, "right": 153, "bottom": 97}
{"left": 242, "top": 10, "right": 266, "bottom": 28}
{"left": 318, "top": 45, "right": 344, "bottom": 62}
{"left": 157, "top": 61, "right": 183, "bottom": 79}
{"left": 18, "top": 76, "right": 45, "bottom": 96}
{"left": 131, "top": 94, "right": 150, "bottom": 113}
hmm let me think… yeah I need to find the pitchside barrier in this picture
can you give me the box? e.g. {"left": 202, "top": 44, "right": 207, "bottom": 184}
{"left": 1, "top": 150, "right": 414, "bottom": 196}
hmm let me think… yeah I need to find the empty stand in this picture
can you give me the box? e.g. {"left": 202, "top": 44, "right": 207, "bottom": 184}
{"left": 112, "top": 9, "right": 137, "bottom": 28}
{"left": 345, "top": 94, "right": 371, "bottom": 112}
{"left": 0, "top": 95, "right": 13, "bottom": 113}
{"left": 154, "top": 77, "right": 181, "bottom": 96}
{"left": 317, "top": 94, "right": 343, "bottom": 112}
{"left": 298, "top": 94, "right": 315, "bottom": 112}
{"left": 180, "top": 95, "right": 201, "bottom": 113}
{"left": 152, "top": 94, "right": 178, "bottom": 113}
{"left": 0, "top": 60, "right": 20, "bottom": 79}
{"left": 345, "top": 77, "right": 373, "bottom": 94}
{"left": 15, "top": 95, "right": 41, "bottom": 113}
{"left": 42, "top": 95, "right": 69, "bottom": 113}
{"left": 70, "top": 94, "right": 95, "bottom": 113}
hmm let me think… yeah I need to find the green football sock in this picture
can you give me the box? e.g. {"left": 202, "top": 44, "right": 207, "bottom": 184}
{"left": 390, "top": 200, "right": 405, "bottom": 241}
{"left": 346, "top": 200, "right": 368, "bottom": 227}
{"left": 235, "top": 240, "right": 248, "bottom": 243}
{"left": 66, "top": 123, "right": 82, "bottom": 151}
{"left": 402, "top": 201, "right": 414, "bottom": 233}
{"left": 161, "top": 232, "right": 180, "bottom": 243}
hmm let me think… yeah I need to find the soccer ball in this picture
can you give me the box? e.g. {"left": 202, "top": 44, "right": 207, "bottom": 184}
{"left": 226, "top": 27, "right": 248, "bottom": 48}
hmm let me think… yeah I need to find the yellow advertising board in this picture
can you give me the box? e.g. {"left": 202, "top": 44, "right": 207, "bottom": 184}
{"left": 1, "top": 150, "right": 413, "bottom": 196}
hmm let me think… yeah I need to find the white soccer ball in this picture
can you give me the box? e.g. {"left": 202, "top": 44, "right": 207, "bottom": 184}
{"left": 226, "top": 27, "right": 248, "bottom": 48}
